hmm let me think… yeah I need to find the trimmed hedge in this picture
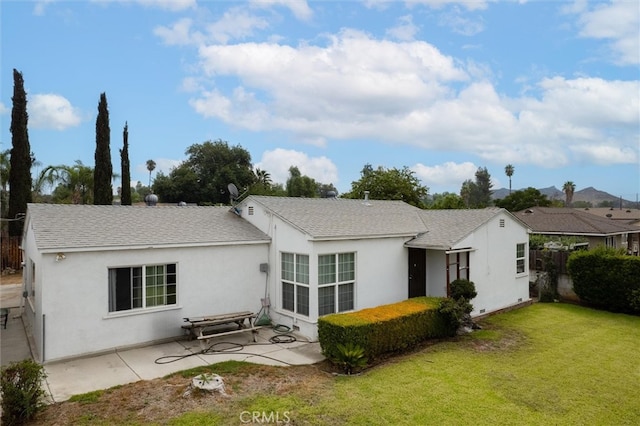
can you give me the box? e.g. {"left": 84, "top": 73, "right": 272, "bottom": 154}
{"left": 567, "top": 247, "right": 640, "bottom": 314}
{"left": 318, "top": 297, "right": 453, "bottom": 361}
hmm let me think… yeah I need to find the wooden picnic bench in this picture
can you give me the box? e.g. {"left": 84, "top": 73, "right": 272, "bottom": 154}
{"left": 182, "top": 311, "right": 261, "bottom": 343}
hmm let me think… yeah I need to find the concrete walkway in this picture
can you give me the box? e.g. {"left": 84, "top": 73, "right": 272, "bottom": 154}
{"left": 1, "top": 284, "right": 33, "bottom": 366}
{"left": 1, "top": 283, "right": 324, "bottom": 403}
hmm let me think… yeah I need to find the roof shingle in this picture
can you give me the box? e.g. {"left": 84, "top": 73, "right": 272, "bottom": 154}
{"left": 26, "top": 204, "right": 270, "bottom": 251}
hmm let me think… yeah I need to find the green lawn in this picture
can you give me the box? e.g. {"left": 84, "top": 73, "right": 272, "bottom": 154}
{"left": 41, "top": 303, "right": 640, "bottom": 425}
{"left": 302, "top": 303, "right": 640, "bottom": 425}
{"left": 225, "top": 303, "right": 640, "bottom": 425}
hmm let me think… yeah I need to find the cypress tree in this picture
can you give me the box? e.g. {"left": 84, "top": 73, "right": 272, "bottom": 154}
{"left": 7, "top": 69, "right": 32, "bottom": 237}
{"left": 119, "top": 122, "right": 132, "bottom": 205}
{"left": 93, "top": 92, "right": 113, "bottom": 205}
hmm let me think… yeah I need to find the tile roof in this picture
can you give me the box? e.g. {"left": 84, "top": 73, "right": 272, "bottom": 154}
{"left": 26, "top": 204, "right": 270, "bottom": 251}
{"left": 406, "top": 208, "right": 505, "bottom": 249}
{"left": 515, "top": 207, "right": 638, "bottom": 235}
{"left": 244, "top": 196, "right": 428, "bottom": 239}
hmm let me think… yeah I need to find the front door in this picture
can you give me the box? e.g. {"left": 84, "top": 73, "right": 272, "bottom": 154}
{"left": 408, "top": 248, "right": 426, "bottom": 298}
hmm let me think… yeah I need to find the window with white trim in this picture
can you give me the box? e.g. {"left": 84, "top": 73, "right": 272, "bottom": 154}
{"left": 516, "top": 243, "right": 526, "bottom": 274}
{"left": 318, "top": 252, "right": 355, "bottom": 316}
{"left": 281, "top": 253, "right": 309, "bottom": 316}
{"left": 109, "top": 263, "right": 177, "bottom": 312}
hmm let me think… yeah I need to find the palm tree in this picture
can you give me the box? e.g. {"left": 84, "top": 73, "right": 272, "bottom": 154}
{"left": 562, "top": 181, "right": 576, "bottom": 207}
{"left": 505, "top": 164, "right": 514, "bottom": 194}
{"left": 146, "top": 159, "right": 156, "bottom": 188}
{"left": 254, "top": 168, "right": 272, "bottom": 188}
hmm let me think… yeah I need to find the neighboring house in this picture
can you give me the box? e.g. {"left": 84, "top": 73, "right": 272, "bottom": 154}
{"left": 515, "top": 206, "right": 640, "bottom": 300}
{"left": 515, "top": 207, "right": 640, "bottom": 255}
{"left": 579, "top": 207, "right": 640, "bottom": 255}
{"left": 22, "top": 198, "right": 530, "bottom": 362}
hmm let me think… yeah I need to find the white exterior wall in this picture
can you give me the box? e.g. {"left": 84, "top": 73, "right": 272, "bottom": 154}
{"left": 22, "top": 227, "right": 44, "bottom": 360}
{"left": 425, "top": 250, "right": 447, "bottom": 297}
{"left": 29, "top": 242, "right": 268, "bottom": 362}
{"left": 456, "top": 212, "right": 530, "bottom": 316}
{"left": 241, "top": 201, "right": 411, "bottom": 340}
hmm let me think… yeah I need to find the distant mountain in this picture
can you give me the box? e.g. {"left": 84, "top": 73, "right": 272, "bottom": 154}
{"left": 492, "top": 186, "right": 636, "bottom": 207}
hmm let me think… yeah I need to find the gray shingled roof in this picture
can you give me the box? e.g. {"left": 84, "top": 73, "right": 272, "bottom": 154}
{"left": 515, "top": 207, "right": 638, "bottom": 235}
{"left": 406, "top": 208, "right": 505, "bottom": 249}
{"left": 26, "top": 204, "right": 270, "bottom": 251}
{"left": 245, "top": 196, "right": 428, "bottom": 239}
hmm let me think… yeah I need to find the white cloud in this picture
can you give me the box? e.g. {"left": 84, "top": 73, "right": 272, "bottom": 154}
{"left": 0, "top": 102, "right": 8, "bottom": 115}
{"left": 134, "top": 0, "right": 196, "bottom": 11}
{"left": 154, "top": 18, "right": 201, "bottom": 46}
{"left": 255, "top": 148, "right": 339, "bottom": 186}
{"left": 182, "top": 28, "right": 637, "bottom": 172}
{"left": 407, "top": 0, "right": 490, "bottom": 12}
{"left": 386, "top": 15, "right": 419, "bottom": 41}
{"left": 33, "top": 0, "right": 55, "bottom": 16}
{"left": 205, "top": 8, "right": 270, "bottom": 44}
{"left": 249, "top": 0, "right": 313, "bottom": 21}
{"left": 438, "top": 8, "right": 485, "bottom": 36}
{"left": 574, "top": 0, "right": 640, "bottom": 65}
{"left": 569, "top": 144, "right": 638, "bottom": 165}
{"left": 412, "top": 161, "right": 478, "bottom": 191}
{"left": 91, "top": 0, "right": 196, "bottom": 12}
{"left": 29, "top": 94, "right": 82, "bottom": 130}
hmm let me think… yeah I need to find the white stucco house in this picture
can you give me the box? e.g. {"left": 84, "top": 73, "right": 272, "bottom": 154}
{"left": 21, "top": 197, "right": 530, "bottom": 362}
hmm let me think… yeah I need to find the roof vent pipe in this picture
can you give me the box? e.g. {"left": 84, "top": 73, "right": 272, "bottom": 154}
{"left": 364, "top": 191, "right": 370, "bottom": 202}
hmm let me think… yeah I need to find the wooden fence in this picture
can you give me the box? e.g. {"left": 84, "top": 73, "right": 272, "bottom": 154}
{"left": 1, "top": 235, "right": 22, "bottom": 271}
{"left": 529, "top": 249, "right": 570, "bottom": 275}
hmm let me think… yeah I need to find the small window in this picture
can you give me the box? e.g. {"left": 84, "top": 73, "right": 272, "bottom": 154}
{"left": 516, "top": 243, "right": 526, "bottom": 274}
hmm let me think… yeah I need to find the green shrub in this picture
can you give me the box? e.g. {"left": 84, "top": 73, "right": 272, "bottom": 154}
{"left": 450, "top": 279, "right": 477, "bottom": 301}
{"left": 567, "top": 247, "right": 640, "bottom": 314}
{"left": 436, "top": 298, "right": 468, "bottom": 335}
{"left": 318, "top": 297, "right": 450, "bottom": 361}
{"left": 331, "top": 342, "right": 368, "bottom": 374}
{"left": 1, "top": 359, "right": 47, "bottom": 426}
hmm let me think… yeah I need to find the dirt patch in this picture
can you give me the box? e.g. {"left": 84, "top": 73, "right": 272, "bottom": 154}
{"left": 1, "top": 270, "right": 22, "bottom": 285}
{"left": 30, "top": 363, "right": 335, "bottom": 425}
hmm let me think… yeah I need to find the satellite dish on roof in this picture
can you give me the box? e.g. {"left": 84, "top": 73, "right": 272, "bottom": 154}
{"left": 228, "top": 183, "right": 239, "bottom": 199}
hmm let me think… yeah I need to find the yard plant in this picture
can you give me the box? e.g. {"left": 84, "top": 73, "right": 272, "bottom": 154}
{"left": 30, "top": 303, "right": 640, "bottom": 425}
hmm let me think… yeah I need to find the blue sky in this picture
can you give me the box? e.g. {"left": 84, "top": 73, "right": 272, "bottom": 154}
{"left": 1, "top": 0, "right": 639, "bottom": 200}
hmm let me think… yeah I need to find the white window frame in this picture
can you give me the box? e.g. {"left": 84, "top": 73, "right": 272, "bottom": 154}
{"left": 318, "top": 252, "right": 356, "bottom": 316}
{"left": 516, "top": 243, "right": 527, "bottom": 274}
{"left": 108, "top": 263, "right": 177, "bottom": 312}
{"left": 281, "top": 253, "right": 309, "bottom": 317}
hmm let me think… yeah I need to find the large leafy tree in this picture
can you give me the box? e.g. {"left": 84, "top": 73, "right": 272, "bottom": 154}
{"left": 342, "top": 164, "right": 428, "bottom": 208}
{"left": 460, "top": 167, "right": 493, "bottom": 208}
{"left": 120, "top": 123, "right": 132, "bottom": 205}
{"left": 494, "top": 187, "right": 552, "bottom": 212}
{"left": 8, "top": 69, "right": 33, "bottom": 236}
{"left": 93, "top": 92, "right": 113, "bottom": 205}
{"left": 50, "top": 161, "right": 95, "bottom": 204}
{"left": 153, "top": 140, "right": 254, "bottom": 205}
{"left": 286, "top": 166, "right": 318, "bottom": 198}
{"left": 429, "top": 192, "right": 466, "bottom": 209}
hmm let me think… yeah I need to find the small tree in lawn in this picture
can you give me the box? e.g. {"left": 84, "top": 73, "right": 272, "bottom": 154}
{"left": 120, "top": 122, "right": 132, "bottom": 206}
{"left": 93, "top": 92, "right": 113, "bottom": 205}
